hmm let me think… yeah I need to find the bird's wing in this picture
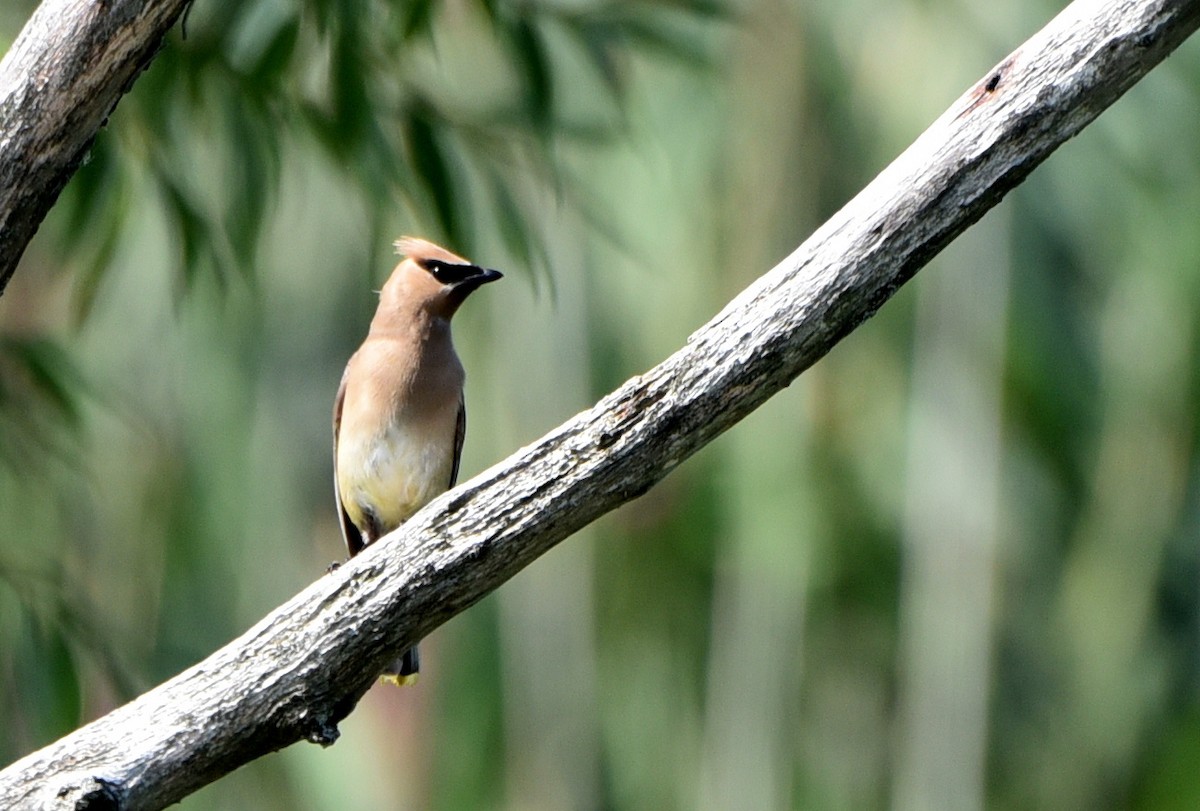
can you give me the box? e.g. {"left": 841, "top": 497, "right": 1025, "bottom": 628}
{"left": 333, "top": 366, "right": 366, "bottom": 557}
{"left": 450, "top": 392, "right": 465, "bottom": 489}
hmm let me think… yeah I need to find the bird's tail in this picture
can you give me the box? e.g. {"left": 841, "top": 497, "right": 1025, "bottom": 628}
{"left": 380, "top": 645, "right": 420, "bottom": 687}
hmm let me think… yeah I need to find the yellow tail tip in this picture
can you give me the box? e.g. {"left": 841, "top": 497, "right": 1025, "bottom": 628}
{"left": 380, "top": 672, "right": 419, "bottom": 687}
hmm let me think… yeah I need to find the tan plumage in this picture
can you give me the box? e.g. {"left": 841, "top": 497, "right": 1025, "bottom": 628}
{"left": 334, "top": 237, "right": 502, "bottom": 684}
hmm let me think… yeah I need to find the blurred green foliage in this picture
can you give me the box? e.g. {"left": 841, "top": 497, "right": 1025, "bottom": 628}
{"left": 3, "top": 0, "right": 1200, "bottom": 808}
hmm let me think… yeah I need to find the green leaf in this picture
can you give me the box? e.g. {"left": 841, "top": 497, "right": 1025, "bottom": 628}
{"left": 505, "top": 17, "right": 553, "bottom": 133}
{"left": 154, "top": 169, "right": 218, "bottom": 293}
{"left": 0, "top": 337, "right": 88, "bottom": 431}
{"left": 398, "top": 0, "right": 438, "bottom": 39}
{"left": 405, "top": 104, "right": 459, "bottom": 242}
{"left": 13, "top": 614, "right": 82, "bottom": 744}
{"left": 330, "top": 16, "right": 372, "bottom": 150}
{"left": 222, "top": 92, "right": 281, "bottom": 277}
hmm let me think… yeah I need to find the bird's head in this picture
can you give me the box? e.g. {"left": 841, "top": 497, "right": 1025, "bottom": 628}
{"left": 379, "top": 237, "right": 503, "bottom": 320}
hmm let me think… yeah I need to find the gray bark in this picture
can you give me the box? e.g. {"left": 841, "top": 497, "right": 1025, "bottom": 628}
{"left": 1, "top": 0, "right": 1199, "bottom": 808}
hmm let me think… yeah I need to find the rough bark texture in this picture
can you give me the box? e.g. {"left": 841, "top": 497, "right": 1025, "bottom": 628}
{"left": 2, "top": 0, "right": 1199, "bottom": 809}
{"left": 0, "top": 0, "right": 190, "bottom": 296}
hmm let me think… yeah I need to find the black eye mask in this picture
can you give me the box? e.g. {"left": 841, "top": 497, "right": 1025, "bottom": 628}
{"left": 420, "top": 258, "right": 485, "bottom": 285}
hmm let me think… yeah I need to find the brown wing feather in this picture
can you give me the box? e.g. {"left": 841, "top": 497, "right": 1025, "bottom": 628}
{"left": 450, "top": 393, "right": 465, "bottom": 489}
{"left": 332, "top": 366, "right": 366, "bottom": 557}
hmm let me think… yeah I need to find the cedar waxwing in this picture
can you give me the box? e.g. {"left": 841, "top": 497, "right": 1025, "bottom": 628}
{"left": 333, "top": 237, "right": 502, "bottom": 685}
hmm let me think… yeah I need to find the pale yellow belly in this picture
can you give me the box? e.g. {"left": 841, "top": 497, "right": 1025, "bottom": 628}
{"left": 337, "top": 421, "right": 455, "bottom": 534}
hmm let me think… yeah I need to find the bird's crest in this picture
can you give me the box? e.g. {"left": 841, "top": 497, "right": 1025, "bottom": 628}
{"left": 394, "top": 237, "right": 469, "bottom": 266}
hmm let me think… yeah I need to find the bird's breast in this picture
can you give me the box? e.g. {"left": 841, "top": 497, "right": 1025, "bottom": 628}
{"left": 335, "top": 331, "right": 463, "bottom": 535}
{"left": 337, "top": 417, "right": 457, "bottom": 532}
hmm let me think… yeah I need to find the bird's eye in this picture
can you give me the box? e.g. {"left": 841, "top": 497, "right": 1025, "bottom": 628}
{"left": 423, "top": 259, "right": 479, "bottom": 285}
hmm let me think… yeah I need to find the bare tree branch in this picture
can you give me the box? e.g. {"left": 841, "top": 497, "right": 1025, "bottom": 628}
{"left": 2, "top": 0, "right": 1199, "bottom": 808}
{"left": 0, "top": 0, "right": 190, "bottom": 297}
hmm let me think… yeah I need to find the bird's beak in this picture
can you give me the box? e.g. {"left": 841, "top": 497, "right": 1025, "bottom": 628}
{"left": 455, "top": 267, "right": 503, "bottom": 292}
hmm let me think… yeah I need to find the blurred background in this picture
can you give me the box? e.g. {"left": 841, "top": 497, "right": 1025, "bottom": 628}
{"left": 2, "top": 0, "right": 1200, "bottom": 808}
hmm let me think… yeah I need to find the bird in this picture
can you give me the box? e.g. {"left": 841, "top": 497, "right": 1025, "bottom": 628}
{"left": 333, "top": 236, "right": 502, "bottom": 685}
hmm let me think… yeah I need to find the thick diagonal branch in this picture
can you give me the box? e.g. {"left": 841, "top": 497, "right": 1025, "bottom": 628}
{"left": 1, "top": 0, "right": 1198, "bottom": 809}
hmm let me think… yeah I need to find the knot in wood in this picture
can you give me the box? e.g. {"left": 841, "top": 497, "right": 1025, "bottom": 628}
{"left": 67, "top": 776, "right": 124, "bottom": 811}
